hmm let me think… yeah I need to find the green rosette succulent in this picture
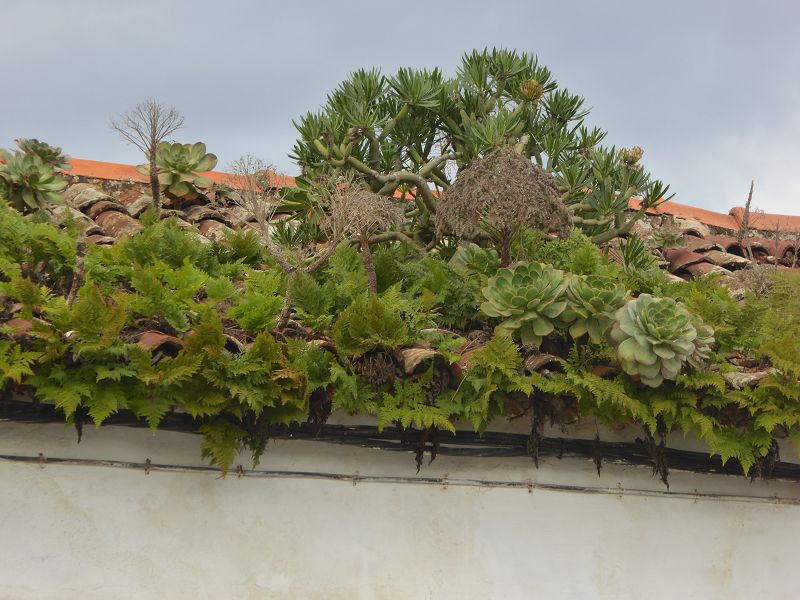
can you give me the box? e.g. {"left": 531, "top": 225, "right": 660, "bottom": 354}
{"left": 16, "top": 138, "right": 71, "bottom": 170}
{"left": 480, "top": 262, "right": 567, "bottom": 347}
{"left": 608, "top": 294, "right": 714, "bottom": 387}
{"left": 561, "top": 275, "right": 627, "bottom": 343}
{"left": 137, "top": 142, "right": 218, "bottom": 199}
{"left": 0, "top": 152, "right": 66, "bottom": 212}
{"left": 688, "top": 317, "right": 715, "bottom": 369}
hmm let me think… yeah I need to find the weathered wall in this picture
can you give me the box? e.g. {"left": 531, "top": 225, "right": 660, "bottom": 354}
{"left": 1, "top": 421, "right": 799, "bottom": 600}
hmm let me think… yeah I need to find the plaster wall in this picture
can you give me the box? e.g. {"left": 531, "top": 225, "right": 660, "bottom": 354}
{"left": 0, "top": 422, "right": 798, "bottom": 600}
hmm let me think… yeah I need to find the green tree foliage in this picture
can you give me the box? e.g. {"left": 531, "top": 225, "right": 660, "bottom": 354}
{"left": 292, "top": 48, "right": 671, "bottom": 244}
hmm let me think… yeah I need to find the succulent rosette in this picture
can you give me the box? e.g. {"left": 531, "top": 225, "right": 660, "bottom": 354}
{"left": 561, "top": 275, "right": 627, "bottom": 343}
{"left": 137, "top": 142, "right": 217, "bottom": 199}
{"left": 608, "top": 294, "right": 714, "bottom": 387}
{"left": 480, "top": 262, "right": 567, "bottom": 347}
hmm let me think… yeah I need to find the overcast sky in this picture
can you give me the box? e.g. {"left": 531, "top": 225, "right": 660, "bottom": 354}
{"left": 3, "top": 0, "right": 799, "bottom": 214}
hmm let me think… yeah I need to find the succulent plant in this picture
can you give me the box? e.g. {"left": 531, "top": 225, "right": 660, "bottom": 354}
{"left": 480, "top": 262, "right": 568, "bottom": 346}
{"left": 137, "top": 142, "right": 217, "bottom": 199}
{"left": 0, "top": 152, "right": 66, "bottom": 212}
{"left": 688, "top": 317, "right": 715, "bottom": 369}
{"left": 651, "top": 227, "right": 685, "bottom": 250}
{"left": 608, "top": 294, "right": 714, "bottom": 387}
{"left": 15, "top": 138, "right": 71, "bottom": 170}
{"left": 561, "top": 275, "right": 627, "bottom": 343}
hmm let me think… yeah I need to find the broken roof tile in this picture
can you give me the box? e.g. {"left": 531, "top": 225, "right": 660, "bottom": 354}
{"left": 683, "top": 237, "right": 723, "bottom": 253}
{"left": 663, "top": 248, "right": 711, "bottom": 272}
{"left": 702, "top": 250, "right": 751, "bottom": 270}
{"left": 683, "top": 262, "right": 731, "bottom": 277}
{"left": 94, "top": 210, "right": 142, "bottom": 238}
{"left": 86, "top": 199, "right": 128, "bottom": 220}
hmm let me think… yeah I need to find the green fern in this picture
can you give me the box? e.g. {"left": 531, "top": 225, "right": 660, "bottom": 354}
{"left": 332, "top": 290, "right": 416, "bottom": 357}
{"left": 0, "top": 339, "right": 41, "bottom": 388}
{"left": 378, "top": 371, "right": 456, "bottom": 434}
{"left": 200, "top": 419, "right": 248, "bottom": 474}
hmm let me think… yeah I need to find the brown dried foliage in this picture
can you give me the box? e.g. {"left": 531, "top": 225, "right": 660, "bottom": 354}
{"left": 435, "top": 147, "right": 572, "bottom": 240}
{"left": 325, "top": 188, "right": 404, "bottom": 239}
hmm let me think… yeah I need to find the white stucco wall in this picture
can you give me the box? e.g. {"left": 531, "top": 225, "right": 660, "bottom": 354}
{"left": 1, "top": 421, "right": 799, "bottom": 599}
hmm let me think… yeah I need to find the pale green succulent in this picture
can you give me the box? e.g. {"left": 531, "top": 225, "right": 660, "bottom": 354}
{"left": 0, "top": 152, "right": 66, "bottom": 212}
{"left": 16, "top": 138, "right": 71, "bottom": 171}
{"left": 651, "top": 227, "right": 685, "bottom": 250}
{"left": 137, "top": 142, "right": 218, "bottom": 199}
{"left": 608, "top": 294, "right": 714, "bottom": 387}
{"left": 561, "top": 275, "right": 627, "bottom": 343}
{"left": 688, "top": 317, "right": 715, "bottom": 369}
{"left": 480, "top": 262, "right": 568, "bottom": 347}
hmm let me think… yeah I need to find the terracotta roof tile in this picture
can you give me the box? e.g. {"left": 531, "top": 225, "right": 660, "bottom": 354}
{"left": 706, "top": 234, "right": 741, "bottom": 251}
{"left": 629, "top": 199, "right": 740, "bottom": 230}
{"left": 684, "top": 262, "right": 731, "bottom": 277}
{"left": 663, "top": 248, "right": 711, "bottom": 272}
{"left": 683, "top": 237, "right": 723, "bottom": 253}
{"left": 94, "top": 210, "right": 142, "bottom": 238}
{"left": 730, "top": 207, "right": 800, "bottom": 232}
{"left": 67, "top": 158, "right": 295, "bottom": 189}
{"left": 702, "top": 250, "right": 751, "bottom": 270}
{"left": 86, "top": 200, "right": 127, "bottom": 220}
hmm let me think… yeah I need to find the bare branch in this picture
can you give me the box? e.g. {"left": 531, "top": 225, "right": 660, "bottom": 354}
{"left": 109, "top": 99, "right": 184, "bottom": 210}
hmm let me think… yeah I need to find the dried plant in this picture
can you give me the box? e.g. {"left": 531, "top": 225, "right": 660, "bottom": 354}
{"left": 226, "top": 157, "right": 354, "bottom": 326}
{"left": 110, "top": 99, "right": 184, "bottom": 213}
{"left": 435, "top": 147, "right": 571, "bottom": 266}
{"left": 325, "top": 187, "right": 404, "bottom": 293}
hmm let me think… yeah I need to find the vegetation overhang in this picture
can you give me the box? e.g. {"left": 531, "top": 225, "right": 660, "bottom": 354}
{"left": 2, "top": 49, "right": 799, "bottom": 487}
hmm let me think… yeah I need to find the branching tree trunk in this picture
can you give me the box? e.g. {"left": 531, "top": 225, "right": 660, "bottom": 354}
{"left": 360, "top": 229, "right": 378, "bottom": 294}
{"left": 110, "top": 99, "right": 184, "bottom": 216}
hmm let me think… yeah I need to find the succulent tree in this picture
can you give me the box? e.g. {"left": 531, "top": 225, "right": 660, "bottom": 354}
{"left": 292, "top": 48, "right": 671, "bottom": 246}
{"left": 480, "top": 262, "right": 568, "bottom": 346}
{"left": 608, "top": 294, "right": 714, "bottom": 387}
{"left": 15, "top": 139, "right": 71, "bottom": 171}
{"left": 0, "top": 152, "right": 66, "bottom": 213}
{"left": 561, "top": 275, "right": 627, "bottom": 343}
{"left": 137, "top": 142, "right": 217, "bottom": 201}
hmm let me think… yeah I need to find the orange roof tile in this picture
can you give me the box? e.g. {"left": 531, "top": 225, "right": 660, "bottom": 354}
{"left": 66, "top": 158, "right": 295, "bottom": 189}
{"left": 67, "top": 158, "right": 799, "bottom": 233}
{"left": 729, "top": 206, "right": 800, "bottom": 233}
{"left": 629, "top": 198, "right": 740, "bottom": 230}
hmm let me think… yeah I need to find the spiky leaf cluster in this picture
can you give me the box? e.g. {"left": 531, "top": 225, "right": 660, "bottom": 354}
{"left": 0, "top": 152, "right": 66, "bottom": 212}
{"left": 16, "top": 138, "right": 71, "bottom": 170}
{"left": 292, "top": 47, "right": 671, "bottom": 244}
{"left": 137, "top": 142, "right": 217, "bottom": 199}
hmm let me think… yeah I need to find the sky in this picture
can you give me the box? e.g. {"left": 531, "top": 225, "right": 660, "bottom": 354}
{"left": 2, "top": 0, "right": 799, "bottom": 214}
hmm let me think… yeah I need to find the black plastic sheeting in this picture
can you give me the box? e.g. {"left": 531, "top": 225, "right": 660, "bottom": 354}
{"left": 3, "top": 399, "right": 800, "bottom": 481}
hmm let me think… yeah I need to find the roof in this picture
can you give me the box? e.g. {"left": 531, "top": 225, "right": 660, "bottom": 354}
{"left": 61, "top": 158, "right": 799, "bottom": 276}
{"left": 67, "top": 158, "right": 296, "bottom": 189}
{"left": 629, "top": 198, "right": 800, "bottom": 233}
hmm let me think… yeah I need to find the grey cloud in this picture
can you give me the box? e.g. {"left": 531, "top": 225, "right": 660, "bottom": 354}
{"left": 2, "top": 0, "right": 798, "bottom": 213}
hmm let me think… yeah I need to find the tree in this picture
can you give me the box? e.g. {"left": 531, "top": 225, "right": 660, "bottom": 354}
{"left": 291, "top": 48, "right": 672, "bottom": 247}
{"left": 110, "top": 99, "right": 184, "bottom": 213}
